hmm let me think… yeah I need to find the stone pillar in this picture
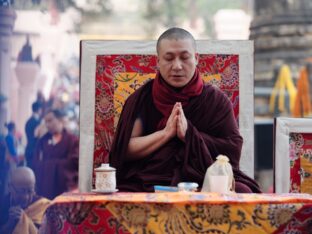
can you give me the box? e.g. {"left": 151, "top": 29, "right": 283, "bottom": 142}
{"left": 250, "top": 0, "right": 312, "bottom": 116}
{"left": 0, "top": 7, "right": 16, "bottom": 132}
{"left": 14, "top": 62, "right": 40, "bottom": 132}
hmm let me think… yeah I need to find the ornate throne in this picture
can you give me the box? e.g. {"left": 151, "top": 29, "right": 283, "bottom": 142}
{"left": 79, "top": 40, "right": 254, "bottom": 192}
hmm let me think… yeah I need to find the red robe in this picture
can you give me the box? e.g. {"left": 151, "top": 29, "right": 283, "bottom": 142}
{"left": 33, "top": 129, "right": 79, "bottom": 199}
{"left": 110, "top": 80, "right": 261, "bottom": 193}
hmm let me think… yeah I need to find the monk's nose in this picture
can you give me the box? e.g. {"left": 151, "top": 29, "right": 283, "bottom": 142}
{"left": 172, "top": 59, "right": 182, "bottom": 70}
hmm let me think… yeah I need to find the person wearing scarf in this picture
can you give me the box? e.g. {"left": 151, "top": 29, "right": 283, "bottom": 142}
{"left": 109, "top": 27, "right": 261, "bottom": 193}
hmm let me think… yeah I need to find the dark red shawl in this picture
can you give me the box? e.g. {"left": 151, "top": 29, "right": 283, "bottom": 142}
{"left": 109, "top": 80, "right": 261, "bottom": 193}
{"left": 152, "top": 69, "right": 203, "bottom": 129}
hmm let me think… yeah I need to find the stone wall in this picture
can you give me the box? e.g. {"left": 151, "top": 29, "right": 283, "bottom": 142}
{"left": 250, "top": 0, "right": 312, "bottom": 116}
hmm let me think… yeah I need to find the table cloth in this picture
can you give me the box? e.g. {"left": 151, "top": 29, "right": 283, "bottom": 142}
{"left": 40, "top": 192, "right": 312, "bottom": 234}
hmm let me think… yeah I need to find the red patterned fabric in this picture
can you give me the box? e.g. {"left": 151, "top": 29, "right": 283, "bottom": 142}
{"left": 289, "top": 133, "right": 301, "bottom": 192}
{"left": 289, "top": 133, "right": 312, "bottom": 193}
{"left": 93, "top": 54, "right": 239, "bottom": 185}
{"left": 40, "top": 192, "right": 312, "bottom": 234}
{"left": 42, "top": 200, "right": 130, "bottom": 233}
{"left": 274, "top": 203, "right": 312, "bottom": 233}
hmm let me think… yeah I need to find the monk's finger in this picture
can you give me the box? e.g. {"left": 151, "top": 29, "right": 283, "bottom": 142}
{"left": 177, "top": 115, "right": 186, "bottom": 141}
{"left": 173, "top": 103, "right": 180, "bottom": 114}
{"left": 176, "top": 102, "right": 183, "bottom": 112}
{"left": 9, "top": 207, "right": 23, "bottom": 219}
{"left": 170, "top": 114, "right": 178, "bottom": 126}
{"left": 177, "top": 115, "right": 183, "bottom": 131}
{"left": 165, "top": 115, "right": 177, "bottom": 138}
{"left": 178, "top": 104, "right": 185, "bottom": 117}
{"left": 168, "top": 105, "right": 179, "bottom": 121}
{"left": 178, "top": 113, "right": 187, "bottom": 131}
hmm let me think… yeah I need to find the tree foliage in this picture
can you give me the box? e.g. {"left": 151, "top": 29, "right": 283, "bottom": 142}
{"left": 141, "top": 0, "right": 245, "bottom": 37}
{"left": 10, "top": 0, "right": 112, "bottom": 14}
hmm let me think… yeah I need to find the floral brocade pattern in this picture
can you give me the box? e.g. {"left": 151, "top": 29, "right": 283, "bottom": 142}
{"left": 93, "top": 54, "right": 239, "bottom": 183}
{"left": 43, "top": 202, "right": 130, "bottom": 234}
{"left": 95, "top": 172, "right": 116, "bottom": 191}
{"left": 289, "top": 133, "right": 312, "bottom": 194}
{"left": 42, "top": 192, "right": 312, "bottom": 234}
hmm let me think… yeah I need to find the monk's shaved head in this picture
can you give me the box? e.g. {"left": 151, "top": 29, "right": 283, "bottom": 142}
{"left": 10, "top": 167, "right": 36, "bottom": 208}
{"left": 156, "top": 27, "right": 196, "bottom": 54}
{"left": 11, "top": 166, "right": 36, "bottom": 185}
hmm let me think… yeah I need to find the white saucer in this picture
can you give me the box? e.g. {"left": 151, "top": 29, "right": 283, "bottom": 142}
{"left": 91, "top": 189, "right": 118, "bottom": 194}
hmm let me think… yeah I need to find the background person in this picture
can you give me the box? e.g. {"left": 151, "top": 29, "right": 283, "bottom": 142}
{"left": 4, "top": 122, "right": 20, "bottom": 166}
{"left": 25, "top": 101, "right": 42, "bottom": 169}
{"left": 32, "top": 109, "right": 79, "bottom": 199}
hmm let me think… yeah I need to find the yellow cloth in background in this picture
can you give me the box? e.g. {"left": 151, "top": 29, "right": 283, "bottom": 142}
{"left": 293, "top": 67, "right": 312, "bottom": 117}
{"left": 13, "top": 197, "right": 51, "bottom": 234}
{"left": 269, "top": 64, "right": 297, "bottom": 114}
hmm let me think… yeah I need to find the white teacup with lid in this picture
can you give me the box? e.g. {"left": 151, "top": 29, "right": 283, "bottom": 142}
{"left": 94, "top": 163, "right": 117, "bottom": 192}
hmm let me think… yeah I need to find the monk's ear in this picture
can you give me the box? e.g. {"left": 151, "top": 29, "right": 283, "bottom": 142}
{"left": 195, "top": 53, "right": 199, "bottom": 65}
{"left": 156, "top": 57, "right": 160, "bottom": 70}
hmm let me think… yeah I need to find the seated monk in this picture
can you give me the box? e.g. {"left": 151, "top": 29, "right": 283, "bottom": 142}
{"left": 0, "top": 167, "right": 51, "bottom": 234}
{"left": 109, "top": 27, "right": 261, "bottom": 193}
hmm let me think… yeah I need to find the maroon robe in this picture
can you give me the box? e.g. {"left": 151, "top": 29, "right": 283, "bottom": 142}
{"left": 33, "top": 129, "right": 79, "bottom": 199}
{"left": 110, "top": 80, "right": 261, "bottom": 193}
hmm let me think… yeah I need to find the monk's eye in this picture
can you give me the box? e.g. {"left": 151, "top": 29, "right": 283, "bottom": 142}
{"left": 181, "top": 53, "right": 191, "bottom": 60}
{"left": 181, "top": 56, "right": 190, "bottom": 60}
{"left": 164, "top": 55, "right": 174, "bottom": 61}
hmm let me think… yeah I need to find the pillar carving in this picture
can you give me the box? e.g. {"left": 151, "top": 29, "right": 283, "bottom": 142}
{"left": 14, "top": 62, "right": 40, "bottom": 132}
{"left": 0, "top": 7, "right": 16, "bottom": 132}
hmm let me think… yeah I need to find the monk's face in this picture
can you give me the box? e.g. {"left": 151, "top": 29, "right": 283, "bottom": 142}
{"left": 44, "top": 112, "right": 63, "bottom": 134}
{"left": 157, "top": 38, "right": 198, "bottom": 88}
{"left": 10, "top": 176, "right": 35, "bottom": 208}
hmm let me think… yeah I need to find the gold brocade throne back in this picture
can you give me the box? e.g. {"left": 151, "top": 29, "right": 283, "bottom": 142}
{"left": 79, "top": 40, "right": 254, "bottom": 191}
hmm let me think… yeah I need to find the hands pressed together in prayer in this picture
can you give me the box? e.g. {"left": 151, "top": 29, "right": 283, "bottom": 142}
{"left": 164, "top": 102, "right": 188, "bottom": 142}
{"left": 127, "top": 102, "right": 188, "bottom": 160}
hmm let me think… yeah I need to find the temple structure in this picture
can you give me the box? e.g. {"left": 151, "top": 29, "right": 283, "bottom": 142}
{"left": 250, "top": 0, "right": 312, "bottom": 116}
{"left": 0, "top": 6, "right": 16, "bottom": 132}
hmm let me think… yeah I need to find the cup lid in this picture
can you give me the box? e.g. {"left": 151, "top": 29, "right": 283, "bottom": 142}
{"left": 177, "top": 182, "right": 198, "bottom": 189}
{"left": 94, "top": 163, "right": 116, "bottom": 172}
